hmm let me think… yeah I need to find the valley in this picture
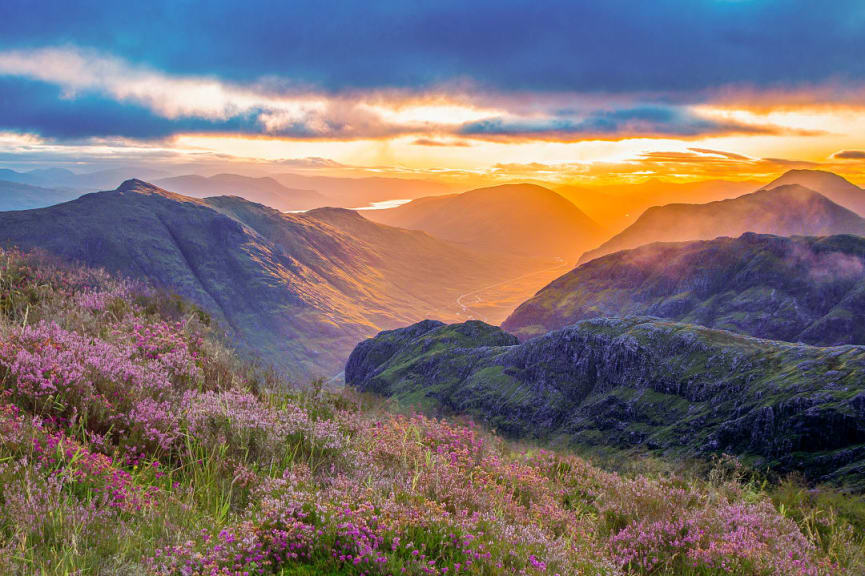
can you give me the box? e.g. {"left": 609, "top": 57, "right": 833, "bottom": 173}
{"left": 4, "top": 4, "right": 865, "bottom": 574}
{"left": 3, "top": 167, "right": 865, "bottom": 576}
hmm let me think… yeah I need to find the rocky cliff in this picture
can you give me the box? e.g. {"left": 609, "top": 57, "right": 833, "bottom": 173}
{"left": 347, "top": 317, "right": 865, "bottom": 486}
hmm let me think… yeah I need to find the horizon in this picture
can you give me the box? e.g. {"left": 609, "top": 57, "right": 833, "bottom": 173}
{"left": 1, "top": 1, "right": 864, "bottom": 189}
{"left": 4, "top": 3, "right": 865, "bottom": 574}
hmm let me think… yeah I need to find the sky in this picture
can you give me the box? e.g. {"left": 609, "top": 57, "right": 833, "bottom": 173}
{"left": 1, "top": 0, "right": 865, "bottom": 186}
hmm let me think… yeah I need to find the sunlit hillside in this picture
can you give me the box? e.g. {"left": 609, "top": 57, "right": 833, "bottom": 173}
{"left": 2, "top": 249, "right": 863, "bottom": 575}
{"left": 3, "top": 3, "right": 865, "bottom": 575}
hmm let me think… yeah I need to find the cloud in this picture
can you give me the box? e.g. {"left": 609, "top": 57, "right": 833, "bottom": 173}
{"left": 0, "top": 46, "right": 802, "bottom": 143}
{"left": 458, "top": 106, "right": 777, "bottom": 141}
{"left": 1, "top": 1, "right": 864, "bottom": 96}
{"left": 761, "top": 157, "right": 819, "bottom": 167}
{"left": 412, "top": 138, "right": 471, "bottom": 147}
{"left": 688, "top": 148, "right": 751, "bottom": 161}
{"left": 274, "top": 157, "right": 346, "bottom": 169}
{"left": 833, "top": 150, "right": 865, "bottom": 160}
{"left": 0, "top": 46, "right": 336, "bottom": 133}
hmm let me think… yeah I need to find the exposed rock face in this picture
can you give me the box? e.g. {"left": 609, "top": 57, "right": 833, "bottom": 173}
{"left": 347, "top": 317, "right": 865, "bottom": 486}
{"left": 505, "top": 233, "right": 865, "bottom": 344}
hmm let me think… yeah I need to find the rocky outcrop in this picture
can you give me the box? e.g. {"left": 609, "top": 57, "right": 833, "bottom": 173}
{"left": 347, "top": 316, "right": 865, "bottom": 486}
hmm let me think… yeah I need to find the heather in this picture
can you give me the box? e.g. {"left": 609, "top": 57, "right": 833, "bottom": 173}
{"left": 0, "top": 249, "right": 863, "bottom": 575}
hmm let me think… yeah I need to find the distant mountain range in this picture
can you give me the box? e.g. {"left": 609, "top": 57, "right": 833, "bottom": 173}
{"left": 579, "top": 184, "right": 865, "bottom": 264}
{"left": 272, "top": 173, "right": 456, "bottom": 207}
{"left": 0, "top": 180, "right": 82, "bottom": 211}
{"left": 557, "top": 178, "right": 759, "bottom": 234}
{"left": 0, "top": 179, "right": 532, "bottom": 379}
{"left": 505, "top": 233, "right": 865, "bottom": 343}
{"left": 347, "top": 316, "right": 865, "bottom": 486}
{"left": 0, "top": 167, "right": 457, "bottom": 211}
{"left": 156, "top": 173, "right": 329, "bottom": 211}
{"left": 0, "top": 166, "right": 171, "bottom": 191}
{"left": 764, "top": 169, "right": 865, "bottom": 216}
{"left": 366, "top": 183, "right": 606, "bottom": 261}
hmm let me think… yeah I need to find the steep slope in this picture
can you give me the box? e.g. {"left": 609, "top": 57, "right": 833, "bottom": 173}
{"left": 347, "top": 317, "right": 865, "bottom": 485}
{"left": 0, "top": 179, "right": 523, "bottom": 379}
{"left": 579, "top": 185, "right": 865, "bottom": 264}
{"left": 505, "top": 233, "right": 865, "bottom": 342}
{"left": 558, "top": 178, "right": 758, "bottom": 234}
{"left": 366, "top": 183, "right": 606, "bottom": 261}
{"left": 157, "top": 173, "right": 328, "bottom": 211}
{"left": 764, "top": 169, "right": 865, "bottom": 216}
{"left": 0, "top": 179, "right": 81, "bottom": 211}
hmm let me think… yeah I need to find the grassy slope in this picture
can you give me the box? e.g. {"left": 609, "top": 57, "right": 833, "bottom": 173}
{"left": 505, "top": 233, "right": 865, "bottom": 344}
{"left": 1, "top": 249, "right": 864, "bottom": 575}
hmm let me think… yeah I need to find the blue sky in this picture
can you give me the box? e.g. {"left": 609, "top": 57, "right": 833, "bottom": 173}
{"left": 0, "top": 0, "right": 863, "bottom": 183}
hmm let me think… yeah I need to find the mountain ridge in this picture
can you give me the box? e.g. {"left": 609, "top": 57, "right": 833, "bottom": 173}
{"left": 505, "top": 233, "right": 865, "bottom": 343}
{"left": 156, "top": 173, "right": 329, "bottom": 211}
{"left": 366, "top": 182, "right": 606, "bottom": 261}
{"left": 764, "top": 169, "right": 865, "bottom": 216}
{"left": 578, "top": 184, "right": 865, "bottom": 264}
{"left": 0, "top": 179, "right": 535, "bottom": 378}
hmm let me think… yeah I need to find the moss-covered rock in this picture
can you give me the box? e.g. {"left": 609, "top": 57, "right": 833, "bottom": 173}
{"left": 347, "top": 316, "right": 865, "bottom": 486}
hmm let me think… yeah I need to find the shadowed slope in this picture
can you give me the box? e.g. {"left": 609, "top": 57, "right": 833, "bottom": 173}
{"left": 0, "top": 179, "right": 524, "bottom": 379}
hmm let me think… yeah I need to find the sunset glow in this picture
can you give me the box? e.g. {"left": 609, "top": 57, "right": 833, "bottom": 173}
{"left": 0, "top": 2, "right": 863, "bottom": 190}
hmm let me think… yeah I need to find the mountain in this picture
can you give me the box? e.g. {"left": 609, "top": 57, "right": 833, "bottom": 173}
{"left": 579, "top": 185, "right": 865, "bottom": 264}
{"left": 0, "top": 167, "right": 78, "bottom": 187}
{"left": 0, "top": 166, "right": 169, "bottom": 191}
{"left": 1, "top": 248, "right": 834, "bottom": 575}
{"left": 347, "top": 316, "right": 865, "bottom": 485}
{"left": 558, "top": 178, "right": 759, "bottom": 234}
{"left": 365, "top": 183, "right": 606, "bottom": 261}
{"left": 156, "top": 173, "right": 329, "bottom": 211}
{"left": 0, "top": 179, "right": 82, "bottom": 211}
{"left": 273, "top": 173, "right": 455, "bottom": 207}
{"left": 0, "top": 179, "right": 529, "bottom": 379}
{"left": 504, "top": 233, "right": 865, "bottom": 342}
{"left": 764, "top": 169, "right": 865, "bottom": 216}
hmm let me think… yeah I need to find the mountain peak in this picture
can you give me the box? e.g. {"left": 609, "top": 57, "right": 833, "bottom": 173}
{"left": 762, "top": 169, "right": 865, "bottom": 216}
{"left": 578, "top": 182, "right": 865, "bottom": 264}
{"left": 116, "top": 178, "right": 165, "bottom": 194}
{"left": 778, "top": 168, "right": 853, "bottom": 181}
{"left": 769, "top": 169, "right": 862, "bottom": 191}
{"left": 113, "top": 178, "right": 201, "bottom": 203}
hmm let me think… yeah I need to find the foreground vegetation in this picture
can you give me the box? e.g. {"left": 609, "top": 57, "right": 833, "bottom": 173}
{"left": 0, "top": 249, "right": 863, "bottom": 575}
